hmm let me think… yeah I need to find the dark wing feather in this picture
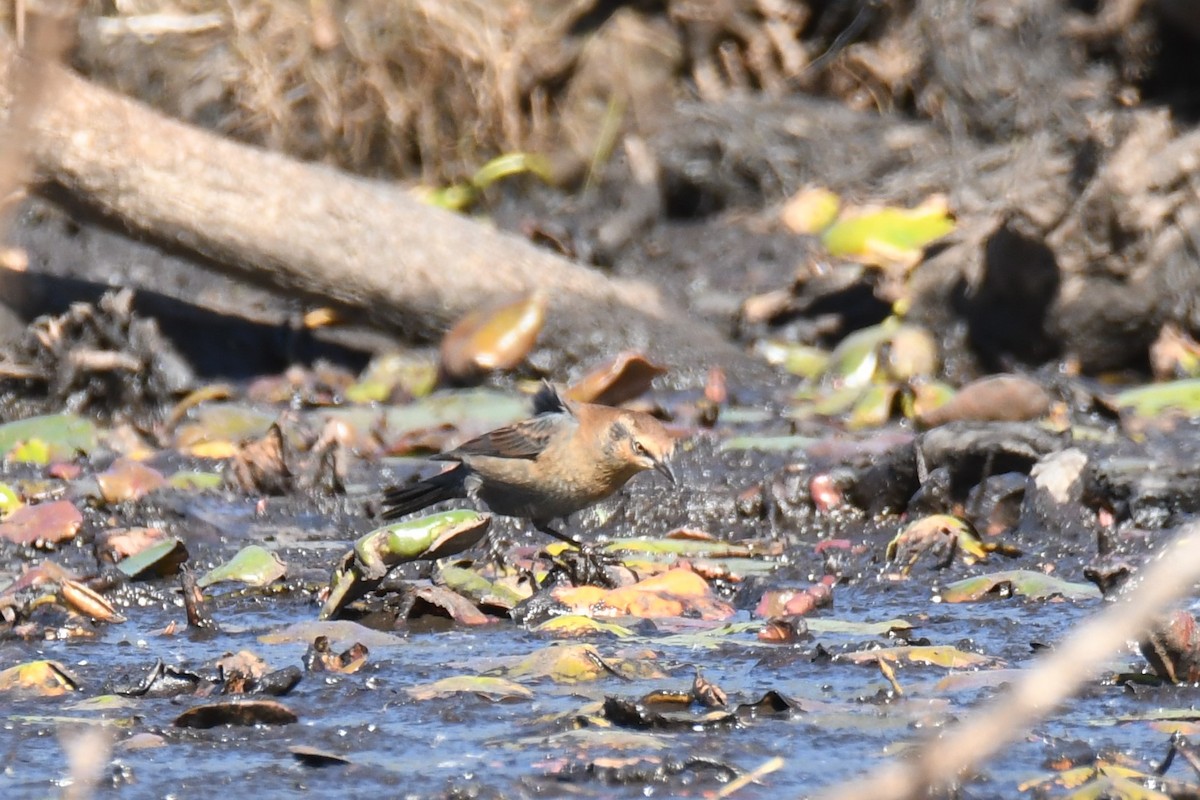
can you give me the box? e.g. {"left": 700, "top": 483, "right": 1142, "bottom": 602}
{"left": 436, "top": 413, "right": 566, "bottom": 461}
{"left": 531, "top": 381, "right": 569, "bottom": 416}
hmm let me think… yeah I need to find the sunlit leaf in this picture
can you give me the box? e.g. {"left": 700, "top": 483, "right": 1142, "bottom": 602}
{"left": 565, "top": 352, "right": 667, "bottom": 406}
{"left": 198, "top": 545, "right": 287, "bottom": 588}
{"left": 827, "top": 323, "right": 892, "bottom": 387}
{"left": 436, "top": 564, "right": 528, "bottom": 610}
{"left": 1111, "top": 379, "right": 1200, "bottom": 418}
{"left": 357, "top": 510, "right": 492, "bottom": 566}
{"left": 259, "top": 620, "right": 406, "bottom": 648}
{"left": 97, "top": 458, "right": 168, "bottom": 504}
{"left": 806, "top": 618, "right": 913, "bottom": 637}
{"left": 553, "top": 568, "right": 734, "bottom": 620}
{"left": 887, "top": 514, "right": 984, "bottom": 572}
{"left": 847, "top": 383, "right": 897, "bottom": 430}
{"left": 0, "top": 482, "right": 23, "bottom": 520}
{"left": 406, "top": 675, "right": 533, "bottom": 702}
{"left": 60, "top": 579, "right": 126, "bottom": 623}
{"left": 116, "top": 537, "right": 189, "bottom": 580}
{"left": 471, "top": 152, "right": 553, "bottom": 190}
{"left": 408, "top": 584, "right": 491, "bottom": 625}
{"left": 940, "top": 570, "right": 1101, "bottom": 603}
{"left": 533, "top": 615, "right": 635, "bottom": 638}
{"left": 345, "top": 353, "right": 438, "bottom": 404}
{"left": 173, "top": 404, "right": 276, "bottom": 453}
{"left": 440, "top": 292, "right": 547, "bottom": 383}
{"left": 821, "top": 195, "right": 955, "bottom": 267}
{"left": 0, "top": 414, "right": 97, "bottom": 463}
{"left": 886, "top": 325, "right": 938, "bottom": 381}
{"left": 839, "top": 645, "right": 992, "bottom": 669}
{"left": 604, "top": 538, "right": 755, "bottom": 557}
{"left": 753, "top": 340, "right": 830, "bottom": 380}
{"left": 0, "top": 660, "right": 79, "bottom": 696}
{"left": 0, "top": 500, "right": 82, "bottom": 547}
{"left": 486, "top": 644, "right": 663, "bottom": 684}
{"left": 781, "top": 186, "right": 841, "bottom": 234}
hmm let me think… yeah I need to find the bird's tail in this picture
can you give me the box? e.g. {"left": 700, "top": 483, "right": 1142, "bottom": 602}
{"left": 380, "top": 466, "right": 467, "bottom": 520}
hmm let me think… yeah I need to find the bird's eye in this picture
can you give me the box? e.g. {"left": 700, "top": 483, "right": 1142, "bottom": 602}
{"left": 633, "top": 441, "right": 647, "bottom": 456}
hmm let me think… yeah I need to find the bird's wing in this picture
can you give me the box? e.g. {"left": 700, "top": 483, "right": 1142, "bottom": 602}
{"left": 437, "top": 412, "right": 570, "bottom": 461}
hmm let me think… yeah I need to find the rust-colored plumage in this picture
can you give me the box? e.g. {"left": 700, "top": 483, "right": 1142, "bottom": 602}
{"left": 381, "top": 383, "right": 676, "bottom": 541}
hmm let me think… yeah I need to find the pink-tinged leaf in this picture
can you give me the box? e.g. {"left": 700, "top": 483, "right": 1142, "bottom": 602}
{"left": 0, "top": 501, "right": 82, "bottom": 547}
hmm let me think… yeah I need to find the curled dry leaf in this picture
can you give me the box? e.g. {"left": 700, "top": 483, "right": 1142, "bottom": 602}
{"left": 1141, "top": 611, "right": 1200, "bottom": 684}
{"left": 97, "top": 458, "right": 168, "bottom": 504}
{"left": 96, "top": 527, "right": 167, "bottom": 564}
{"left": 565, "top": 352, "right": 668, "bottom": 406}
{"left": 60, "top": 579, "right": 126, "bottom": 624}
{"left": 757, "top": 617, "right": 809, "bottom": 643}
{"left": 754, "top": 577, "right": 835, "bottom": 618}
{"left": 691, "top": 670, "right": 728, "bottom": 708}
{"left": 917, "top": 374, "right": 1051, "bottom": 428}
{"left": 886, "top": 515, "right": 984, "bottom": 574}
{"left": 303, "top": 635, "right": 369, "bottom": 674}
{"left": 229, "top": 422, "right": 293, "bottom": 495}
{"left": 173, "top": 699, "right": 298, "bottom": 729}
{"left": 439, "top": 291, "right": 547, "bottom": 384}
{"left": 0, "top": 500, "right": 82, "bottom": 547}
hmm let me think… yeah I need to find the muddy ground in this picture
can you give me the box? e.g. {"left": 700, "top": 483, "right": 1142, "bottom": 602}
{"left": 3, "top": 1, "right": 1200, "bottom": 798}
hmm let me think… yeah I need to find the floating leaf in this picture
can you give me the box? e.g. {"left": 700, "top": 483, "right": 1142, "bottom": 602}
{"left": 289, "top": 745, "right": 352, "bottom": 768}
{"left": 173, "top": 699, "right": 297, "bottom": 729}
{"left": 116, "top": 537, "right": 189, "bottom": 581}
{"left": 822, "top": 195, "right": 955, "bottom": 267}
{"left": 0, "top": 660, "right": 79, "bottom": 696}
{"left": 488, "top": 644, "right": 663, "bottom": 683}
{"left": 259, "top": 620, "right": 406, "bottom": 648}
{"left": 552, "top": 568, "right": 734, "bottom": 620}
{"left": 0, "top": 414, "right": 97, "bottom": 464}
{"left": 97, "top": 459, "right": 168, "bottom": 504}
{"left": 439, "top": 292, "right": 547, "bottom": 383}
{"left": 406, "top": 675, "right": 533, "bottom": 702}
{"left": 565, "top": 352, "right": 667, "bottom": 406}
{"left": 0, "top": 500, "right": 82, "bottom": 547}
{"left": 605, "top": 538, "right": 756, "bottom": 558}
{"left": 940, "top": 570, "right": 1101, "bottom": 603}
{"left": 1111, "top": 378, "right": 1200, "bottom": 418}
{"left": 807, "top": 618, "right": 913, "bottom": 637}
{"left": 533, "top": 616, "right": 635, "bottom": 638}
{"left": 198, "top": 545, "right": 287, "bottom": 588}
{"left": 357, "top": 510, "right": 491, "bottom": 568}
{"left": 839, "top": 645, "right": 992, "bottom": 669}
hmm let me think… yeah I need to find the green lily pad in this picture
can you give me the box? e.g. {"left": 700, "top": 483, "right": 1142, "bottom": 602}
{"left": 806, "top": 618, "right": 913, "bottom": 637}
{"left": 198, "top": 545, "right": 286, "bottom": 588}
{"left": 406, "top": 675, "right": 533, "bottom": 702}
{"left": 940, "top": 570, "right": 1101, "bottom": 603}
{"left": 436, "top": 564, "right": 527, "bottom": 610}
{"left": 839, "top": 645, "right": 992, "bottom": 669}
{"left": 0, "top": 415, "right": 97, "bottom": 464}
{"left": 116, "top": 537, "right": 189, "bottom": 580}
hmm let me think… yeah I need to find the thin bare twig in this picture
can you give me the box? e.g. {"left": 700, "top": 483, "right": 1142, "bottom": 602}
{"left": 820, "top": 522, "right": 1200, "bottom": 800}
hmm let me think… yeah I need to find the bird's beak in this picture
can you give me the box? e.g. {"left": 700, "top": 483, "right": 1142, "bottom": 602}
{"left": 653, "top": 458, "right": 676, "bottom": 484}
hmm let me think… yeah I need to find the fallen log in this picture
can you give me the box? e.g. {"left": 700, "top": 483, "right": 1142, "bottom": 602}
{"left": 0, "top": 29, "right": 767, "bottom": 386}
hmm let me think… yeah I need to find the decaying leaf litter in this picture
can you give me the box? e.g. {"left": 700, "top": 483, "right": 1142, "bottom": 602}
{"left": 5, "top": 1, "right": 1200, "bottom": 798}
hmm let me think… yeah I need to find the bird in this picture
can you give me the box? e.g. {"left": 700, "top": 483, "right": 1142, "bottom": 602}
{"left": 380, "top": 382, "right": 677, "bottom": 549}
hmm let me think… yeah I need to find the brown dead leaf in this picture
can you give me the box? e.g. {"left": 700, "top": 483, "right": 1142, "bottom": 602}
{"left": 439, "top": 291, "right": 547, "bottom": 384}
{"left": 96, "top": 527, "right": 167, "bottom": 563}
{"left": 60, "top": 579, "right": 126, "bottom": 624}
{"left": 97, "top": 459, "right": 168, "bottom": 504}
{"left": 0, "top": 500, "right": 82, "bottom": 547}
{"left": 917, "top": 374, "right": 1050, "bottom": 428}
{"left": 565, "top": 352, "right": 667, "bottom": 406}
{"left": 229, "top": 423, "right": 293, "bottom": 495}
{"left": 554, "top": 568, "right": 734, "bottom": 620}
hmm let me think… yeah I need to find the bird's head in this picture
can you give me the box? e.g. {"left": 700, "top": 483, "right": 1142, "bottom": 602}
{"left": 607, "top": 411, "right": 677, "bottom": 484}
